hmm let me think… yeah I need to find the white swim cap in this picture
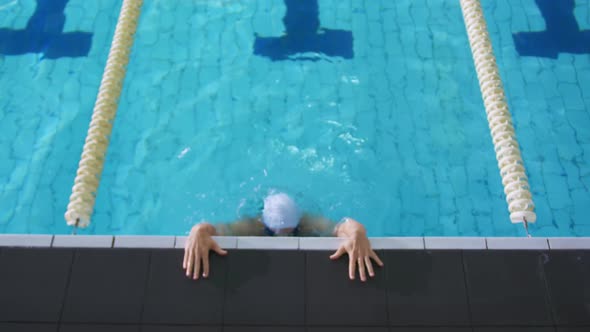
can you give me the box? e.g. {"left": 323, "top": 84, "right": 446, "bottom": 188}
{"left": 262, "top": 193, "right": 301, "bottom": 232}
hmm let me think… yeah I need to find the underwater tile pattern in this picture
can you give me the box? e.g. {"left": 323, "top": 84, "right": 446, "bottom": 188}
{"left": 0, "top": 1, "right": 589, "bottom": 238}
{"left": 483, "top": 0, "right": 590, "bottom": 237}
{"left": 0, "top": 0, "right": 122, "bottom": 235}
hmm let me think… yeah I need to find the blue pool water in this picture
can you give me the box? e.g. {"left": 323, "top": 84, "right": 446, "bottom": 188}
{"left": 0, "top": 0, "right": 589, "bottom": 237}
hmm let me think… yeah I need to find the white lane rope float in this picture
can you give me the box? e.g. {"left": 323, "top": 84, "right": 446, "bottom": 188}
{"left": 460, "top": 0, "right": 536, "bottom": 235}
{"left": 65, "top": 0, "right": 144, "bottom": 231}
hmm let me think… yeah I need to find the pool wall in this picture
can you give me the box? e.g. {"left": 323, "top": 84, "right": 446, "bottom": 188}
{"left": 1, "top": 239, "right": 589, "bottom": 330}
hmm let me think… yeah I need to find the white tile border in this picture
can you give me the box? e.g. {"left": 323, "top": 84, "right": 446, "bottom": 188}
{"left": 425, "top": 237, "right": 487, "bottom": 250}
{"left": 175, "top": 236, "right": 238, "bottom": 249}
{"left": 370, "top": 237, "right": 425, "bottom": 250}
{"left": 548, "top": 237, "right": 590, "bottom": 250}
{"left": 1, "top": 235, "right": 590, "bottom": 250}
{"left": 237, "top": 236, "right": 299, "bottom": 250}
{"left": 53, "top": 235, "right": 113, "bottom": 248}
{"left": 486, "top": 237, "right": 549, "bottom": 250}
{"left": 299, "top": 237, "right": 343, "bottom": 250}
{"left": 0, "top": 234, "right": 53, "bottom": 247}
{"left": 114, "top": 236, "right": 175, "bottom": 248}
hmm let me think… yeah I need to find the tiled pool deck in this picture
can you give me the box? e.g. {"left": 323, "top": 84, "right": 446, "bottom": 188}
{"left": 1, "top": 236, "right": 589, "bottom": 332}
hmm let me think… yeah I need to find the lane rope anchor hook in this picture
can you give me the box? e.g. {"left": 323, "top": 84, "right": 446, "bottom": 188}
{"left": 72, "top": 218, "right": 80, "bottom": 235}
{"left": 523, "top": 216, "right": 531, "bottom": 237}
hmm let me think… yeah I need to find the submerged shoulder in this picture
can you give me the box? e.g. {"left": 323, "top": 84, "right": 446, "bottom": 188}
{"left": 223, "top": 217, "right": 266, "bottom": 236}
{"left": 298, "top": 214, "right": 337, "bottom": 237}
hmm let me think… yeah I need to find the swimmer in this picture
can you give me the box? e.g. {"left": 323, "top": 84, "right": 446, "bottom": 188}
{"left": 183, "top": 192, "right": 383, "bottom": 282}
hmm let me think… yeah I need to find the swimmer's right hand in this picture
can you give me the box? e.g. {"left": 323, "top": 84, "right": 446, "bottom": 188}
{"left": 183, "top": 223, "right": 228, "bottom": 279}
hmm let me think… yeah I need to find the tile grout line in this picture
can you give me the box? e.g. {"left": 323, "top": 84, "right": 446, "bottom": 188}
{"left": 220, "top": 247, "right": 230, "bottom": 328}
{"left": 303, "top": 250, "right": 308, "bottom": 327}
{"left": 382, "top": 249, "right": 392, "bottom": 328}
{"left": 138, "top": 250, "right": 154, "bottom": 325}
{"left": 57, "top": 249, "right": 77, "bottom": 328}
{"left": 460, "top": 250, "right": 475, "bottom": 327}
{"left": 539, "top": 251, "right": 558, "bottom": 326}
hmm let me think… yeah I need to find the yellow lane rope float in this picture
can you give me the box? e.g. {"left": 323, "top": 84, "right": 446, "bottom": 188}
{"left": 65, "top": 0, "right": 144, "bottom": 228}
{"left": 460, "top": 0, "right": 536, "bottom": 228}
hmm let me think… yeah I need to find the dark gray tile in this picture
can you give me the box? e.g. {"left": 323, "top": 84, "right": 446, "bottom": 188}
{"left": 557, "top": 328, "right": 590, "bottom": 332}
{"left": 61, "top": 249, "right": 150, "bottom": 323}
{"left": 390, "top": 329, "right": 473, "bottom": 332}
{"left": 142, "top": 250, "right": 226, "bottom": 324}
{"left": 386, "top": 251, "right": 470, "bottom": 326}
{"left": 544, "top": 251, "right": 590, "bottom": 325}
{"left": 0, "top": 323, "right": 58, "bottom": 332}
{"left": 463, "top": 251, "right": 553, "bottom": 326}
{"left": 474, "top": 328, "right": 555, "bottom": 332}
{"left": 224, "top": 327, "right": 304, "bottom": 332}
{"left": 305, "top": 251, "right": 388, "bottom": 326}
{"left": 59, "top": 324, "right": 139, "bottom": 332}
{"left": 0, "top": 248, "right": 73, "bottom": 322}
{"left": 308, "top": 328, "right": 388, "bottom": 332}
{"left": 142, "top": 326, "right": 220, "bottom": 332}
{"left": 223, "top": 250, "right": 304, "bottom": 325}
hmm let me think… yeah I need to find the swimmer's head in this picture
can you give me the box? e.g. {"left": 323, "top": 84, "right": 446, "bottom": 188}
{"left": 262, "top": 192, "right": 301, "bottom": 234}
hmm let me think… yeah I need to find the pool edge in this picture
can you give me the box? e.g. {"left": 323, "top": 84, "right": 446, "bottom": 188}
{"left": 1, "top": 235, "right": 589, "bottom": 250}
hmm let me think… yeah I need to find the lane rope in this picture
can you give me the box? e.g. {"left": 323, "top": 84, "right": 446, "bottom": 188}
{"left": 65, "top": 0, "right": 144, "bottom": 228}
{"left": 460, "top": 0, "right": 536, "bottom": 225}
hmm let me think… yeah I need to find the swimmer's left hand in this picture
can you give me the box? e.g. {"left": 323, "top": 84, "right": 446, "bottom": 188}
{"left": 330, "top": 218, "right": 384, "bottom": 282}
